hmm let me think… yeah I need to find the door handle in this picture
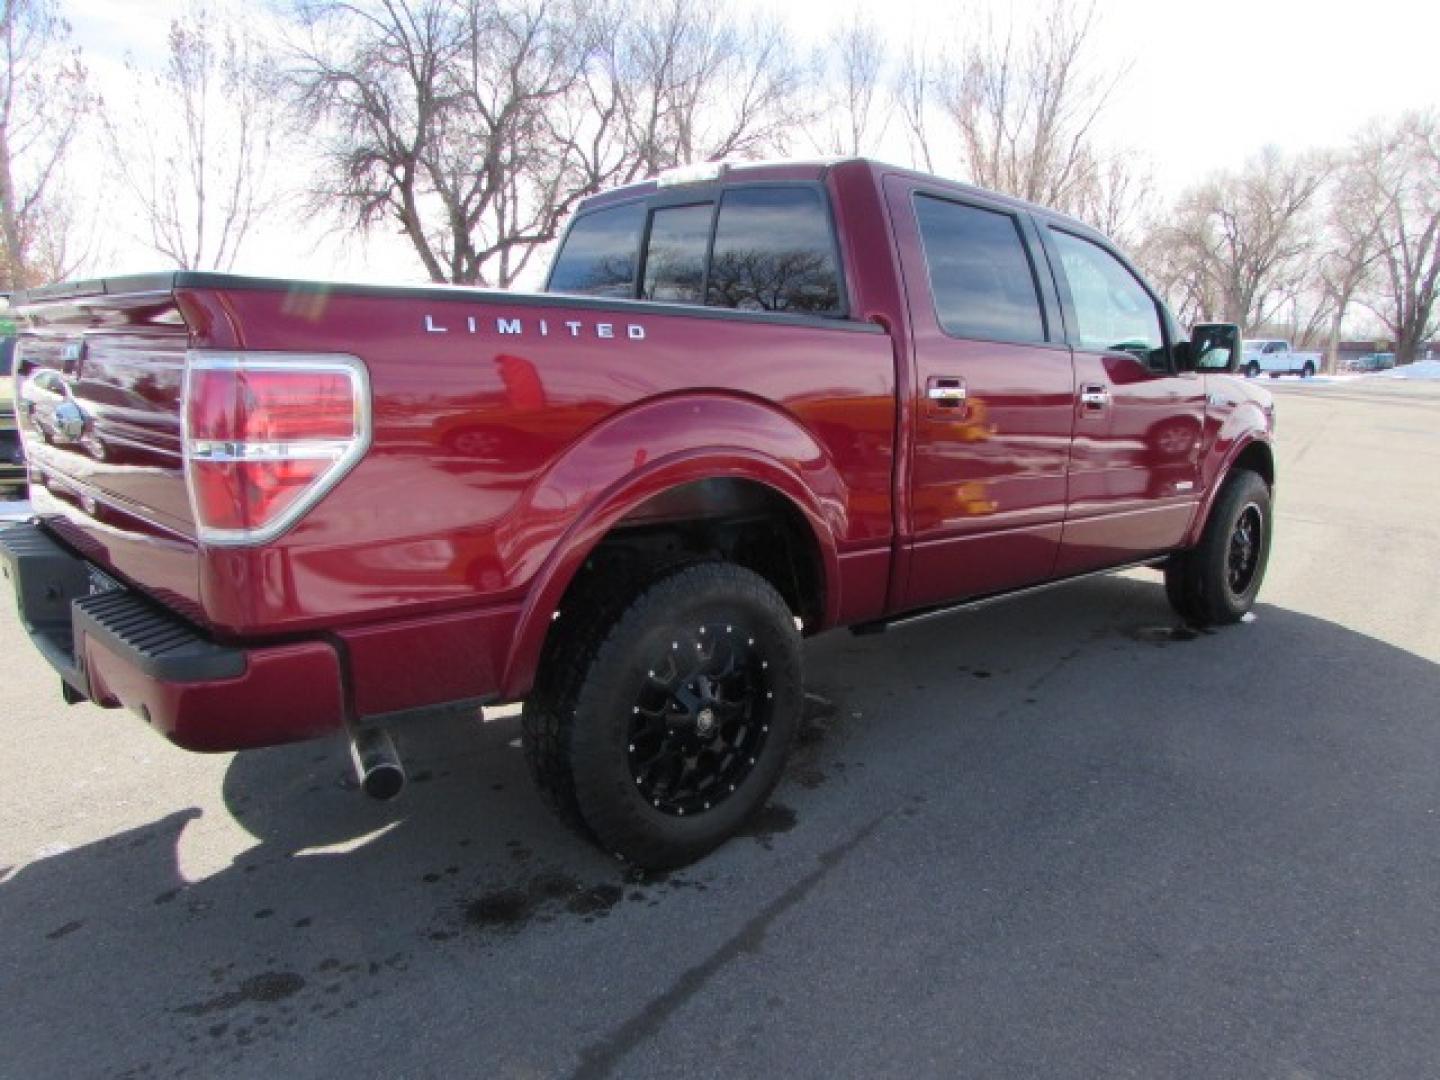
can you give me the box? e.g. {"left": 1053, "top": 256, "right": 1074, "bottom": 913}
{"left": 1079, "top": 384, "right": 1110, "bottom": 409}
{"left": 926, "top": 376, "right": 968, "bottom": 417}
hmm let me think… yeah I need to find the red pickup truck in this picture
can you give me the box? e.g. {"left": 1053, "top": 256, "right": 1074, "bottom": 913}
{"left": 0, "top": 159, "right": 1274, "bottom": 868}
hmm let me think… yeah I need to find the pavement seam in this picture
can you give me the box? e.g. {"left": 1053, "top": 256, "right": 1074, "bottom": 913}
{"left": 567, "top": 810, "right": 892, "bottom": 1080}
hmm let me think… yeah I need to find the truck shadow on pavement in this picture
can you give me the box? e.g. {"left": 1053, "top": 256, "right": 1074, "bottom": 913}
{"left": 2, "top": 574, "right": 1438, "bottom": 1079}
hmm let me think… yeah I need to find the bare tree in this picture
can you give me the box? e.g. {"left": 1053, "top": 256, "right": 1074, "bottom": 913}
{"left": 1150, "top": 147, "right": 1331, "bottom": 331}
{"left": 105, "top": 2, "right": 282, "bottom": 271}
{"left": 1310, "top": 157, "right": 1390, "bottom": 370}
{"left": 1134, "top": 217, "right": 1219, "bottom": 330}
{"left": 809, "top": 16, "right": 888, "bottom": 157}
{"left": 288, "top": 0, "right": 802, "bottom": 287}
{"left": 1352, "top": 111, "right": 1440, "bottom": 364}
{"left": 894, "top": 0, "right": 1148, "bottom": 241}
{"left": 937, "top": 0, "right": 1122, "bottom": 213}
{"left": 287, "top": 0, "right": 465, "bottom": 284}
{"left": 0, "top": 0, "right": 93, "bottom": 288}
{"left": 595, "top": 0, "right": 803, "bottom": 180}
{"left": 1068, "top": 149, "right": 1153, "bottom": 250}
{"left": 894, "top": 40, "right": 936, "bottom": 173}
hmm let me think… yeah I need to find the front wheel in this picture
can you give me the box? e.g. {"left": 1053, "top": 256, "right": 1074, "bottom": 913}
{"left": 522, "top": 562, "right": 802, "bottom": 869}
{"left": 1165, "top": 469, "right": 1272, "bottom": 626}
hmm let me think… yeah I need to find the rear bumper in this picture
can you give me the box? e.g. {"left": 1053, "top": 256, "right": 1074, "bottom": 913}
{"left": 0, "top": 521, "right": 345, "bottom": 751}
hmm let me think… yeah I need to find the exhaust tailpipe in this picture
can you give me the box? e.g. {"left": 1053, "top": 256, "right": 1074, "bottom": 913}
{"left": 349, "top": 727, "right": 405, "bottom": 800}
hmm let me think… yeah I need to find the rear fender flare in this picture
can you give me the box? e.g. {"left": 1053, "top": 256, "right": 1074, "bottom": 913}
{"left": 498, "top": 394, "right": 846, "bottom": 699}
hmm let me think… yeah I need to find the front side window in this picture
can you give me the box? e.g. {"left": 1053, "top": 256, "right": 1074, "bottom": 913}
{"left": 1050, "top": 229, "right": 1164, "bottom": 361}
{"left": 706, "top": 188, "right": 841, "bottom": 314}
{"left": 641, "top": 203, "right": 713, "bottom": 303}
{"left": 913, "top": 195, "right": 1047, "bottom": 343}
{"left": 548, "top": 202, "right": 645, "bottom": 298}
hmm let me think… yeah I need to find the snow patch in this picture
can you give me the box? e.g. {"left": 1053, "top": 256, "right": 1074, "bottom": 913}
{"left": 1372, "top": 359, "right": 1440, "bottom": 381}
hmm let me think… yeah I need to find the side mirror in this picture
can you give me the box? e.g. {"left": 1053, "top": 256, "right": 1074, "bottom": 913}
{"left": 1188, "top": 323, "right": 1241, "bottom": 373}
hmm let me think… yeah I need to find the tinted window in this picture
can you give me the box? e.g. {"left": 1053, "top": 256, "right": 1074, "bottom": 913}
{"left": 548, "top": 202, "right": 645, "bottom": 298}
{"left": 706, "top": 188, "right": 841, "bottom": 314}
{"left": 0, "top": 338, "right": 13, "bottom": 376}
{"left": 641, "top": 203, "right": 712, "bottom": 303}
{"left": 913, "top": 195, "right": 1046, "bottom": 343}
{"left": 1050, "top": 229, "right": 1164, "bottom": 359}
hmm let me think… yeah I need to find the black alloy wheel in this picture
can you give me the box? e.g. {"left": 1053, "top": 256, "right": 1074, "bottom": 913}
{"left": 523, "top": 561, "right": 802, "bottom": 869}
{"left": 628, "top": 622, "right": 773, "bottom": 817}
{"left": 1226, "top": 503, "right": 1264, "bottom": 597}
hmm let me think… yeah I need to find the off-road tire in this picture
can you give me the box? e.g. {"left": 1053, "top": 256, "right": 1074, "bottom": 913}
{"left": 1164, "top": 469, "right": 1272, "bottom": 626}
{"left": 522, "top": 561, "right": 802, "bottom": 869}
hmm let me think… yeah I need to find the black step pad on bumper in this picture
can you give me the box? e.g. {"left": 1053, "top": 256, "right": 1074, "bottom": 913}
{"left": 73, "top": 590, "right": 245, "bottom": 682}
{"left": 0, "top": 522, "right": 244, "bottom": 694}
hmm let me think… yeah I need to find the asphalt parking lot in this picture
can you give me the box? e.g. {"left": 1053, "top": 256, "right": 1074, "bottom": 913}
{"left": 2, "top": 377, "right": 1438, "bottom": 1080}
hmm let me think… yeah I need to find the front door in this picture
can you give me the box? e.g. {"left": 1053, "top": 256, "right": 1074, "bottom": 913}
{"left": 1040, "top": 225, "right": 1206, "bottom": 575}
{"left": 884, "top": 177, "right": 1076, "bottom": 610}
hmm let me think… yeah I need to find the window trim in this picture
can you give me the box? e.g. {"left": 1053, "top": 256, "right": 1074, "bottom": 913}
{"left": 909, "top": 190, "right": 1056, "bottom": 348}
{"left": 1040, "top": 221, "right": 1177, "bottom": 370}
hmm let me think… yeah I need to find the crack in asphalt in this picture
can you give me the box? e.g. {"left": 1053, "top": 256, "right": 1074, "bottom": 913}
{"left": 568, "top": 811, "right": 891, "bottom": 1080}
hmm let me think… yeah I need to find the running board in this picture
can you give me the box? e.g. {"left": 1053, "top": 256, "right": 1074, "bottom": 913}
{"left": 850, "top": 557, "right": 1168, "bottom": 636}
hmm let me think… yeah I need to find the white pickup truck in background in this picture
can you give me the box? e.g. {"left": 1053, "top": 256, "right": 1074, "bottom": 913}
{"left": 1242, "top": 339, "right": 1322, "bottom": 378}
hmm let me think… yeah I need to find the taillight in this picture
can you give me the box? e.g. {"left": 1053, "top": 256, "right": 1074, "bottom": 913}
{"left": 182, "top": 353, "right": 371, "bottom": 544}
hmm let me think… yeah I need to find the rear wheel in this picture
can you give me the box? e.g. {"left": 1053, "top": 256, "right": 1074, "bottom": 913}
{"left": 522, "top": 561, "right": 802, "bottom": 869}
{"left": 1245, "top": 362, "right": 1261, "bottom": 378}
{"left": 1164, "top": 469, "right": 1272, "bottom": 626}
{"left": 1302, "top": 361, "right": 1316, "bottom": 378}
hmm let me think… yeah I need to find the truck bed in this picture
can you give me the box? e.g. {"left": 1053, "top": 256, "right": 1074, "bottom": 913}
{"left": 11, "top": 271, "right": 897, "bottom": 718}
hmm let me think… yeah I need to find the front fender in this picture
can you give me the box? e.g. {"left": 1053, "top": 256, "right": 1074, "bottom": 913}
{"left": 1186, "top": 396, "right": 1274, "bottom": 547}
{"left": 497, "top": 393, "right": 847, "bottom": 699}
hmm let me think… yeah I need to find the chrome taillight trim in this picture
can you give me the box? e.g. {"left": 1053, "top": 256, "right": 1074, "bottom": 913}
{"left": 188, "top": 440, "right": 352, "bottom": 462}
{"left": 181, "top": 351, "right": 372, "bottom": 546}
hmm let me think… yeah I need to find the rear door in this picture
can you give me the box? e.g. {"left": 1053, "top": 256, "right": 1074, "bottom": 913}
{"left": 884, "top": 176, "right": 1075, "bottom": 609}
{"left": 1038, "top": 223, "right": 1205, "bottom": 575}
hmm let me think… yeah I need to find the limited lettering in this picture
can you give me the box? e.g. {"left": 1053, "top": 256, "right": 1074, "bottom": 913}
{"left": 420, "top": 312, "right": 649, "bottom": 342}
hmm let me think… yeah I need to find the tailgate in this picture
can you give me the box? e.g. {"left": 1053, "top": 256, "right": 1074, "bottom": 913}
{"left": 12, "top": 277, "right": 203, "bottom": 619}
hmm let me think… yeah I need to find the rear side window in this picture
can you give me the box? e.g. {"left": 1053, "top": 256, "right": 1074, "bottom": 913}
{"left": 1050, "top": 228, "right": 1163, "bottom": 357}
{"left": 548, "top": 202, "right": 645, "bottom": 297}
{"left": 913, "top": 195, "right": 1046, "bottom": 343}
{"left": 641, "top": 203, "right": 712, "bottom": 303}
{"left": 706, "top": 188, "right": 841, "bottom": 314}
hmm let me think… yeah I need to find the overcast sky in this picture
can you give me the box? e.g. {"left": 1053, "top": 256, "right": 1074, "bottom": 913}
{"left": 66, "top": 0, "right": 1440, "bottom": 286}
